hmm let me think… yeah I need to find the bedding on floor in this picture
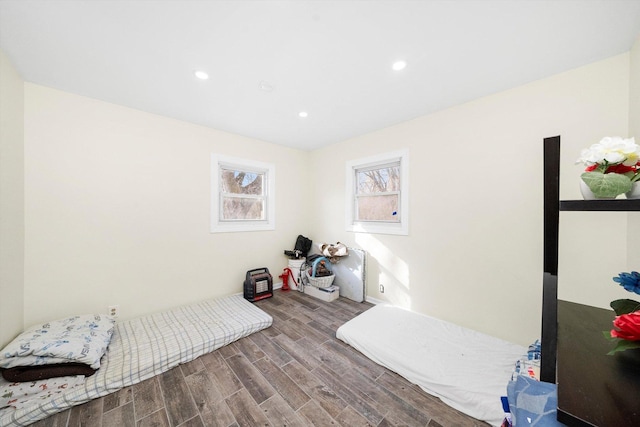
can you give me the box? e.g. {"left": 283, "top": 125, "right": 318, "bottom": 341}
{"left": 505, "top": 340, "right": 564, "bottom": 427}
{"left": 0, "top": 294, "right": 272, "bottom": 427}
{"left": 0, "top": 314, "right": 116, "bottom": 384}
{"left": 0, "top": 376, "right": 86, "bottom": 410}
{"left": 336, "top": 304, "right": 526, "bottom": 427}
{"left": 0, "top": 314, "right": 115, "bottom": 372}
{"left": 1, "top": 363, "right": 96, "bottom": 382}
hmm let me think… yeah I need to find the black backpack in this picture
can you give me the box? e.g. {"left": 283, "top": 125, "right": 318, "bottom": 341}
{"left": 294, "top": 235, "right": 312, "bottom": 257}
{"left": 284, "top": 234, "right": 312, "bottom": 259}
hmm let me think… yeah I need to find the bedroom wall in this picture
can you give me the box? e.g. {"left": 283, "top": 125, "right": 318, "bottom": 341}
{"left": 631, "top": 37, "right": 640, "bottom": 140}
{"left": 629, "top": 36, "right": 640, "bottom": 270}
{"left": 22, "top": 84, "right": 310, "bottom": 326}
{"left": 308, "top": 53, "right": 632, "bottom": 346}
{"left": 0, "top": 49, "right": 25, "bottom": 347}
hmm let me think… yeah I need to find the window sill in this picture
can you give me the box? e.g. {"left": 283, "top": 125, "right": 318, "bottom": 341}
{"left": 347, "top": 222, "right": 408, "bottom": 236}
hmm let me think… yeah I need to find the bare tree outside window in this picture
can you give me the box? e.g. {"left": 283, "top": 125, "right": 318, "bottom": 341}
{"left": 355, "top": 163, "right": 400, "bottom": 222}
{"left": 345, "top": 150, "right": 408, "bottom": 235}
{"left": 211, "top": 154, "right": 275, "bottom": 233}
{"left": 220, "top": 168, "right": 266, "bottom": 221}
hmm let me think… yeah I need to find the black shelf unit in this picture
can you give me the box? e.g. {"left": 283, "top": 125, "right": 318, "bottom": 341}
{"left": 556, "top": 301, "right": 640, "bottom": 426}
{"left": 560, "top": 199, "right": 640, "bottom": 211}
{"left": 542, "top": 135, "right": 640, "bottom": 426}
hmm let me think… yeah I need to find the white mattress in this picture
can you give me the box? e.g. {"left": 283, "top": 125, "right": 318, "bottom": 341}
{"left": 336, "top": 304, "right": 525, "bottom": 426}
{"left": 0, "top": 294, "right": 272, "bottom": 427}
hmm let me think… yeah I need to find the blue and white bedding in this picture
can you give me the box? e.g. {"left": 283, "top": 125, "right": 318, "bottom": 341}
{"left": 506, "top": 376, "right": 562, "bottom": 427}
{"left": 0, "top": 314, "right": 115, "bottom": 370}
{"left": 506, "top": 341, "right": 564, "bottom": 426}
{"left": 0, "top": 294, "right": 272, "bottom": 427}
{"left": 336, "top": 304, "right": 526, "bottom": 427}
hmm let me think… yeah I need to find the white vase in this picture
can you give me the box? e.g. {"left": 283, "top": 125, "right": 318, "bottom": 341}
{"left": 579, "top": 179, "right": 616, "bottom": 200}
{"left": 626, "top": 182, "right": 640, "bottom": 199}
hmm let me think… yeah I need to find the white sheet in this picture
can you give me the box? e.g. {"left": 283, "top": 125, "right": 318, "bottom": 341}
{"left": 336, "top": 304, "right": 526, "bottom": 426}
{"left": 0, "top": 294, "right": 272, "bottom": 427}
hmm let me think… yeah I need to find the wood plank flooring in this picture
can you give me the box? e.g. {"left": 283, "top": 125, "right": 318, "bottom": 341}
{"left": 29, "top": 291, "right": 490, "bottom": 427}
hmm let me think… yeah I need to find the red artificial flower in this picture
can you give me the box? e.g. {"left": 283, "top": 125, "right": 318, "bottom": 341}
{"left": 584, "top": 162, "right": 640, "bottom": 174}
{"left": 611, "top": 311, "right": 640, "bottom": 341}
{"left": 606, "top": 163, "right": 636, "bottom": 174}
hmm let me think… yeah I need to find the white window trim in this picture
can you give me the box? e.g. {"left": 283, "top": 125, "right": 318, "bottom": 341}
{"left": 345, "top": 149, "right": 409, "bottom": 236}
{"left": 211, "top": 154, "right": 275, "bottom": 233}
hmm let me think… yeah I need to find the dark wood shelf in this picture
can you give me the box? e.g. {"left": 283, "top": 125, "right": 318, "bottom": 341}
{"left": 557, "top": 300, "right": 640, "bottom": 426}
{"left": 543, "top": 136, "right": 640, "bottom": 425}
{"left": 560, "top": 199, "right": 640, "bottom": 211}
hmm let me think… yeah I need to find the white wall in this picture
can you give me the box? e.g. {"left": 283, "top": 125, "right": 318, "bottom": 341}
{"left": 629, "top": 36, "right": 640, "bottom": 270}
{"left": 0, "top": 49, "right": 25, "bottom": 348}
{"left": 309, "top": 54, "right": 632, "bottom": 346}
{"left": 23, "top": 84, "right": 310, "bottom": 326}
{"left": 631, "top": 36, "right": 640, "bottom": 140}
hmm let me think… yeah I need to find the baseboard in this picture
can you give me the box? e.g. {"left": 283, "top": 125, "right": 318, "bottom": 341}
{"left": 365, "top": 295, "right": 384, "bottom": 305}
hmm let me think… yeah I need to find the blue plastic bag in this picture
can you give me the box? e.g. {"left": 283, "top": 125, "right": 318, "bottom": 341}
{"left": 506, "top": 376, "right": 566, "bottom": 426}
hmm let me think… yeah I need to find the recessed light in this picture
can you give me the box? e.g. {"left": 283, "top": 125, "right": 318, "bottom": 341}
{"left": 259, "top": 80, "right": 275, "bottom": 92}
{"left": 298, "top": 111, "right": 308, "bottom": 118}
{"left": 194, "top": 70, "right": 209, "bottom": 80}
{"left": 392, "top": 60, "right": 407, "bottom": 71}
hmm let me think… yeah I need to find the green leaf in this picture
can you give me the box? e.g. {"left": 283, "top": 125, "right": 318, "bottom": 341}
{"left": 603, "top": 330, "right": 615, "bottom": 341}
{"left": 581, "top": 172, "right": 632, "bottom": 197}
{"left": 607, "top": 338, "right": 640, "bottom": 355}
{"left": 610, "top": 299, "right": 640, "bottom": 315}
{"left": 624, "top": 170, "right": 640, "bottom": 183}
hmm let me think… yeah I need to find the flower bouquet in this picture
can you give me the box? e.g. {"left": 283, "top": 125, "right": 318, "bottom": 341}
{"left": 605, "top": 271, "right": 640, "bottom": 354}
{"left": 576, "top": 136, "right": 639, "bottom": 198}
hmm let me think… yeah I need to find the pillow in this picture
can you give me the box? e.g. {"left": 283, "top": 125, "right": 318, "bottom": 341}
{"left": 1, "top": 363, "right": 96, "bottom": 382}
{"left": 0, "top": 314, "right": 115, "bottom": 370}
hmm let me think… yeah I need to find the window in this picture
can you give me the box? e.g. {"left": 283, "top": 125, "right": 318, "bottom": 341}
{"left": 211, "top": 154, "right": 275, "bottom": 233}
{"left": 346, "top": 150, "right": 409, "bottom": 235}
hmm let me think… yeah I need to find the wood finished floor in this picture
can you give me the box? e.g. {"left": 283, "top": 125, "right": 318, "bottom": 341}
{"left": 29, "top": 291, "right": 490, "bottom": 427}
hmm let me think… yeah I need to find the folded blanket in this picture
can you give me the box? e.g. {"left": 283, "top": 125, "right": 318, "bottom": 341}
{"left": 0, "top": 314, "right": 115, "bottom": 370}
{"left": 1, "top": 364, "right": 95, "bottom": 382}
{"left": 0, "top": 376, "right": 85, "bottom": 410}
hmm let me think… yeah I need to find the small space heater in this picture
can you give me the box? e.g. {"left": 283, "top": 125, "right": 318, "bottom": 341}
{"left": 243, "top": 268, "right": 273, "bottom": 302}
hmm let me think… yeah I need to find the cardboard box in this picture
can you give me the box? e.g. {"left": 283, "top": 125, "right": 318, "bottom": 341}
{"left": 304, "top": 285, "right": 339, "bottom": 302}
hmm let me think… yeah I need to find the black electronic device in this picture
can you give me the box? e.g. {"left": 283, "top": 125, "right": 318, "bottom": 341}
{"left": 243, "top": 268, "right": 273, "bottom": 302}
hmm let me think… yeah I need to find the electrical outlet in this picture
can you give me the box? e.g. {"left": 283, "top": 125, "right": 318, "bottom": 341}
{"left": 108, "top": 305, "right": 120, "bottom": 318}
{"left": 379, "top": 284, "right": 384, "bottom": 293}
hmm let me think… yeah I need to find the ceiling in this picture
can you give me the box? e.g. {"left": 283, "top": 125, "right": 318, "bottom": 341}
{"left": 1, "top": 1, "right": 640, "bottom": 151}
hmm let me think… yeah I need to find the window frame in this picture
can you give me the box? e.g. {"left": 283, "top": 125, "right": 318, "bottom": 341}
{"left": 345, "top": 149, "right": 409, "bottom": 235}
{"left": 211, "top": 154, "right": 275, "bottom": 233}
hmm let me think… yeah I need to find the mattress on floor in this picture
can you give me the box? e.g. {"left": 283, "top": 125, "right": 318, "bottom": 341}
{"left": 336, "top": 304, "right": 525, "bottom": 427}
{"left": 0, "top": 294, "right": 272, "bottom": 427}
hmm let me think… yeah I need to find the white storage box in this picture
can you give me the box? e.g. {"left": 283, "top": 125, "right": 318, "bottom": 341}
{"left": 304, "top": 285, "right": 339, "bottom": 302}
